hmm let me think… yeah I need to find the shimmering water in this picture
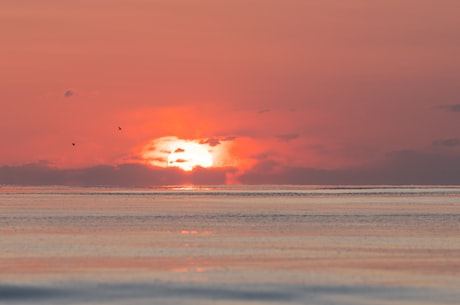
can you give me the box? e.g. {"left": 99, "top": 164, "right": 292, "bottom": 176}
{"left": 1, "top": 185, "right": 459, "bottom": 304}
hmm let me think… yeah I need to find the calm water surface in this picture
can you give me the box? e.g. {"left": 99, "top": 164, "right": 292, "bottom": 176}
{"left": 1, "top": 185, "right": 459, "bottom": 304}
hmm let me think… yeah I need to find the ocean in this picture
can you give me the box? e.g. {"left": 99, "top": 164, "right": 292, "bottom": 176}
{"left": 0, "top": 185, "right": 459, "bottom": 304}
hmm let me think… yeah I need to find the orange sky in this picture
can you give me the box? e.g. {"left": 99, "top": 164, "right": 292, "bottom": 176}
{"left": 1, "top": 0, "right": 460, "bottom": 185}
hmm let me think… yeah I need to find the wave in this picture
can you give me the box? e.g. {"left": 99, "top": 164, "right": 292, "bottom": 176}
{"left": 1, "top": 282, "right": 458, "bottom": 305}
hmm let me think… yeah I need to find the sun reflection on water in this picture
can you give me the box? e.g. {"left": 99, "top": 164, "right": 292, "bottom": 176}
{"left": 180, "top": 230, "right": 211, "bottom": 235}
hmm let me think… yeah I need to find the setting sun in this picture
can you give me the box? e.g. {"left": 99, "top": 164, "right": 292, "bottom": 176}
{"left": 142, "top": 137, "right": 217, "bottom": 171}
{"left": 168, "top": 141, "right": 213, "bottom": 171}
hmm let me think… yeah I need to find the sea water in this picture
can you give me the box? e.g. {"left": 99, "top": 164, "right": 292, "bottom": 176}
{"left": 0, "top": 185, "right": 459, "bottom": 304}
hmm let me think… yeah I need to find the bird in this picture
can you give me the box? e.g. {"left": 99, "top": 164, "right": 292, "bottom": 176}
{"left": 72, "top": 142, "right": 76, "bottom": 146}
{"left": 118, "top": 126, "right": 122, "bottom": 131}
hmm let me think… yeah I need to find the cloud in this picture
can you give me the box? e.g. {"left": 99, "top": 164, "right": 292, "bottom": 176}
{"left": 200, "top": 138, "right": 221, "bottom": 146}
{"left": 435, "top": 104, "right": 460, "bottom": 112}
{"left": 249, "top": 159, "right": 280, "bottom": 173}
{"left": 171, "top": 159, "right": 187, "bottom": 163}
{"left": 258, "top": 108, "right": 270, "bottom": 114}
{"left": 64, "top": 89, "right": 77, "bottom": 98}
{"left": 238, "top": 150, "right": 460, "bottom": 185}
{"left": 223, "top": 136, "right": 236, "bottom": 141}
{"left": 174, "top": 148, "right": 185, "bottom": 153}
{"left": 0, "top": 163, "right": 234, "bottom": 186}
{"left": 4, "top": 150, "right": 460, "bottom": 186}
{"left": 199, "top": 136, "right": 236, "bottom": 147}
{"left": 250, "top": 152, "right": 271, "bottom": 161}
{"left": 432, "top": 138, "right": 460, "bottom": 147}
{"left": 275, "top": 133, "right": 299, "bottom": 142}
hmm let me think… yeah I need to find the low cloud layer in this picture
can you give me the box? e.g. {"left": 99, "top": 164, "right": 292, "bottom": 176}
{"left": 0, "top": 163, "right": 234, "bottom": 187}
{"left": 238, "top": 150, "right": 460, "bottom": 185}
{"left": 2, "top": 150, "right": 460, "bottom": 186}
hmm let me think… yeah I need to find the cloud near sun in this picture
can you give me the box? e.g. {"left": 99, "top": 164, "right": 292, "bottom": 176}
{"left": 3, "top": 150, "right": 460, "bottom": 186}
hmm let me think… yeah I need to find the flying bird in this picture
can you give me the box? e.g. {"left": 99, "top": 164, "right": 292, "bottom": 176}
{"left": 64, "top": 89, "right": 75, "bottom": 98}
{"left": 118, "top": 126, "right": 122, "bottom": 131}
{"left": 72, "top": 142, "right": 76, "bottom": 146}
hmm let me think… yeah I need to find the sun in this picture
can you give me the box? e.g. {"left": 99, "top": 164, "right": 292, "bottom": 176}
{"left": 142, "top": 136, "right": 233, "bottom": 171}
{"left": 167, "top": 141, "right": 213, "bottom": 171}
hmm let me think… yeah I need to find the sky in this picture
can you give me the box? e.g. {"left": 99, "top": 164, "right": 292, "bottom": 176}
{"left": 1, "top": 0, "right": 460, "bottom": 186}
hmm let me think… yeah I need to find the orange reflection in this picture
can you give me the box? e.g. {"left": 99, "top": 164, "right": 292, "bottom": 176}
{"left": 171, "top": 267, "right": 207, "bottom": 273}
{"left": 180, "top": 230, "right": 211, "bottom": 235}
{"left": 165, "top": 185, "right": 212, "bottom": 191}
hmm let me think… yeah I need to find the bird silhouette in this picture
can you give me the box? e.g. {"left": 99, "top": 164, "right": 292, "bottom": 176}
{"left": 118, "top": 126, "right": 122, "bottom": 131}
{"left": 72, "top": 142, "right": 76, "bottom": 146}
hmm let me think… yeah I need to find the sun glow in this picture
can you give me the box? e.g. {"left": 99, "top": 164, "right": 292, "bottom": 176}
{"left": 167, "top": 141, "right": 213, "bottom": 171}
{"left": 142, "top": 136, "right": 234, "bottom": 171}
